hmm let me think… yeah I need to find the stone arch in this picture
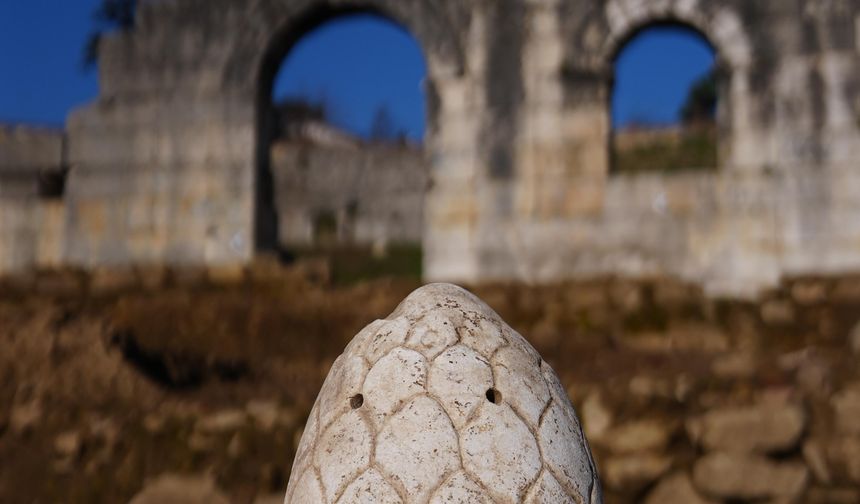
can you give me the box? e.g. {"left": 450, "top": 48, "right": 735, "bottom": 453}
{"left": 255, "top": 3, "right": 439, "bottom": 98}
{"left": 600, "top": 0, "right": 755, "bottom": 171}
{"left": 218, "top": 0, "right": 467, "bottom": 97}
{"left": 225, "top": 1, "right": 452, "bottom": 252}
{"left": 602, "top": 0, "right": 751, "bottom": 71}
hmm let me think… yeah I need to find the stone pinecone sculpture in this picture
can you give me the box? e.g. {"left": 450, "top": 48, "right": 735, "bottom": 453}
{"left": 284, "top": 283, "right": 602, "bottom": 504}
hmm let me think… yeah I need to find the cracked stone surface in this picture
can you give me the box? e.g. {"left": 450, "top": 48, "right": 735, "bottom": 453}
{"left": 285, "top": 283, "right": 603, "bottom": 504}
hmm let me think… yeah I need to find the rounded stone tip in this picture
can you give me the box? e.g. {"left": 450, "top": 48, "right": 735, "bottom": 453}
{"left": 388, "top": 282, "right": 497, "bottom": 321}
{"left": 285, "top": 282, "right": 603, "bottom": 504}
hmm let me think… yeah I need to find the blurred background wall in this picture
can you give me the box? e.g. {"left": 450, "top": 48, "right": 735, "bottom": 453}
{"left": 1, "top": 0, "right": 859, "bottom": 297}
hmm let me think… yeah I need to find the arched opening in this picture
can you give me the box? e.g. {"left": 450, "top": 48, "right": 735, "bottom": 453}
{"left": 255, "top": 8, "right": 428, "bottom": 282}
{"left": 609, "top": 23, "right": 723, "bottom": 175}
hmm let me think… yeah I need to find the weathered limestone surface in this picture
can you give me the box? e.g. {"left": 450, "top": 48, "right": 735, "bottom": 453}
{"left": 284, "top": 283, "right": 602, "bottom": 503}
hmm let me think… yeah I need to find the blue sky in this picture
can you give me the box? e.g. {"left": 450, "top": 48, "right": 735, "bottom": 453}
{"left": 0, "top": 0, "right": 102, "bottom": 126}
{"left": 273, "top": 15, "right": 427, "bottom": 140}
{"left": 612, "top": 26, "right": 715, "bottom": 127}
{"left": 0, "top": 3, "right": 714, "bottom": 135}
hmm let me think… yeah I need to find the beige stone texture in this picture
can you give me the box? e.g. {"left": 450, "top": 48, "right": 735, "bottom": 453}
{"left": 599, "top": 419, "right": 673, "bottom": 454}
{"left": 602, "top": 453, "right": 673, "bottom": 493}
{"left": 284, "top": 283, "right": 602, "bottom": 503}
{"left": 832, "top": 384, "right": 860, "bottom": 436}
{"left": 692, "top": 452, "right": 809, "bottom": 500}
{"left": 644, "top": 472, "right": 717, "bottom": 504}
{"left": 128, "top": 474, "right": 230, "bottom": 504}
{"left": 686, "top": 402, "right": 806, "bottom": 453}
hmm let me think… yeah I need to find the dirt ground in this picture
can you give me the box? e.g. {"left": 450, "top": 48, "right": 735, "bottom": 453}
{"left": 1, "top": 260, "right": 858, "bottom": 503}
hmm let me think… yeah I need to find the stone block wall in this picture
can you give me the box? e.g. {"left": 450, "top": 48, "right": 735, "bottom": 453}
{"left": 0, "top": 125, "right": 65, "bottom": 198}
{"left": 426, "top": 0, "right": 860, "bottom": 297}
{"left": 270, "top": 141, "right": 426, "bottom": 248}
{"left": 0, "top": 126, "right": 67, "bottom": 272}
{"left": 1, "top": 0, "right": 860, "bottom": 297}
{"left": 63, "top": 95, "right": 256, "bottom": 270}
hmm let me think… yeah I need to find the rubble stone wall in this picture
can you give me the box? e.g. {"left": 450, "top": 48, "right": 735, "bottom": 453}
{"left": 1, "top": 269, "right": 859, "bottom": 502}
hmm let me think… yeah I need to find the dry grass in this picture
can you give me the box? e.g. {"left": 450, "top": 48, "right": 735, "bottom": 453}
{"left": 612, "top": 125, "right": 717, "bottom": 174}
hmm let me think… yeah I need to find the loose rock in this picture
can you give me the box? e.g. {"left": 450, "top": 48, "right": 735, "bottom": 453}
{"left": 227, "top": 433, "right": 243, "bottom": 458}
{"left": 851, "top": 321, "right": 860, "bottom": 354}
{"left": 580, "top": 391, "right": 612, "bottom": 442}
{"left": 197, "top": 409, "right": 246, "bottom": 433}
{"left": 803, "top": 440, "right": 832, "bottom": 484}
{"left": 9, "top": 400, "right": 41, "bottom": 435}
{"left": 692, "top": 452, "right": 808, "bottom": 500}
{"left": 254, "top": 495, "right": 285, "bottom": 504}
{"left": 791, "top": 281, "right": 827, "bottom": 305}
{"left": 246, "top": 400, "right": 280, "bottom": 431}
{"left": 806, "top": 486, "right": 860, "bottom": 504}
{"left": 779, "top": 348, "right": 832, "bottom": 396}
{"left": 603, "top": 453, "right": 673, "bottom": 493}
{"left": 644, "top": 472, "right": 716, "bottom": 504}
{"left": 128, "top": 474, "right": 230, "bottom": 504}
{"left": 600, "top": 420, "right": 673, "bottom": 454}
{"left": 622, "top": 324, "right": 729, "bottom": 353}
{"left": 53, "top": 430, "right": 82, "bottom": 458}
{"left": 832, "top": 385, "right": 860, "bottom": 435}
{"left": 686, "top": 402, "right": 805, "bottom": 453}
{"left": 821, "top": 436, "right": 860, "bottom": 484}
{"left": 760, "top": 299, "right": 795, "bottom": 325}
{"left": 711, "top": 352, "right": 757, "bottom": 380}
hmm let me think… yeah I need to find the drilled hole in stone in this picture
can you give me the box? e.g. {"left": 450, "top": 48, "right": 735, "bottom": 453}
{"left": 486, "top": 388, "right": 501, "bottom": 404}
{"left": 350, "top": 394, "right": 364, "bottom": 409}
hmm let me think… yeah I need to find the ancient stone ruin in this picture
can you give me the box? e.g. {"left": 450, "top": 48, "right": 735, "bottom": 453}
{"left": 1, "top": 0, "right": 860, "bottom": 296}
{"left": 285, "top": 283, "right": 602, "bottom": 503}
